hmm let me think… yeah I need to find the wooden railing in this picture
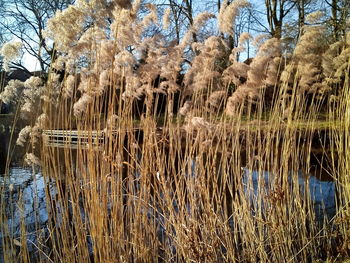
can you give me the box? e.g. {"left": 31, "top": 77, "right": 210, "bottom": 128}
{"left": 42, "top": 129, "right": 105, "bottom": 149}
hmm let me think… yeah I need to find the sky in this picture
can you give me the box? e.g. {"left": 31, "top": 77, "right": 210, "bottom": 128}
{"left": 15, "top": 0, "right": 267, "bottom": 72}
{"left": 13, "top": 0, "right": 307, "bottom": 72}
{"left": 23, "top": 53, "right": 40, "bottom": 72}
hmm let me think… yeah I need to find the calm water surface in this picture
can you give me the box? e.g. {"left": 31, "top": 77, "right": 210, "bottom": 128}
{"left": 0, "top": 167, "right": 53, "bottom": 262}
{"left": 0, "top": 166, "right": 337, "bottom": 261}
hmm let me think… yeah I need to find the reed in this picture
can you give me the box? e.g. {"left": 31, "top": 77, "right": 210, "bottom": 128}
{"left": 1, "top": 2, "right": 349, "bottom": 262}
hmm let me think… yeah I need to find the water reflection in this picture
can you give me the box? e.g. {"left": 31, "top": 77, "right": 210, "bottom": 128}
{"left": 242, "top": 168, "right": 336, "bottom": 221}
{"left": 0, "top": 165, "right": 337, "bottom": 261}
{"left": 0, "top": 167, "right": 53, "bottom": 262}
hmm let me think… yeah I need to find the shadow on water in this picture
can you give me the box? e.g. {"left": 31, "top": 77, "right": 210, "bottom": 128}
{"left": 0, "top": 133, "right": 7, "bottom": 175}
{"left": 0, "top": 130, "right": 28, "bottom": 176}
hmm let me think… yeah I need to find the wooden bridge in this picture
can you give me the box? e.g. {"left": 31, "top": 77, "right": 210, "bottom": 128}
{"left": 42, "top": 127, "right": 151, "bottom": 149}
{"left": 42, "top": 129, "right": 106, "bottom": 149}
{"left": 42, "top": 127, "right": 172, "bottom": 149}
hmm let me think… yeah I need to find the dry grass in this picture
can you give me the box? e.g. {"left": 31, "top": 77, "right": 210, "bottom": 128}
{"left": 27, "top": 70, "right": 348, "bottom": 262}
{"left": 1, "top": 3, "right": 350, "bottom": 262}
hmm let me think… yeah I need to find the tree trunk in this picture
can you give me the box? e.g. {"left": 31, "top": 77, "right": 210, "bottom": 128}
{"left": 331, "top": 0, "right": 339, "bottom": 41}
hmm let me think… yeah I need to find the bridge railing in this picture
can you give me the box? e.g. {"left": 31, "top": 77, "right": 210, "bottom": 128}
{"left": 42, "top": 127, "right": 168, "bottom": 149}
{"left": 42, "top": 129, "right": 105, "bottom": 149}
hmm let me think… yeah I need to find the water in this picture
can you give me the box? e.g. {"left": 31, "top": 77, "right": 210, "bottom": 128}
{"left": 0, "top": 166, "right": 337, "bottom": 262}
{"left": 242, "top": 168, "right": 336, "bottom": 221}
{"left": 0, "top": 167, "right": 54, "bottom": 262}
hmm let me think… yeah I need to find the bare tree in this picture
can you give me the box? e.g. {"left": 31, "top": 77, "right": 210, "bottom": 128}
{"left": 265, "top": 0, "right": 297, "bottom": 39}
{"left": 167, "top": 0, "right": 185, "bottom": 44}
{"left": 166, "top": 0, "right": 204, "bottom": 44}
{"left": 324, "top": 0, "right": 350, "bottom": 41}
{"left": 293, "top": 0, "right": 318, "bottom": 35}
{"left": 0, "top": 0, "right": 74, "bottom": 72}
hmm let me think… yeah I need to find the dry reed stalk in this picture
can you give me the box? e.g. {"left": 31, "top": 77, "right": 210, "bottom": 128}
{"left": 40, "top": 74, "right": 342, "bottom": 262}
{"left": 1, "top": 3, "right": 349, "bottom": 262}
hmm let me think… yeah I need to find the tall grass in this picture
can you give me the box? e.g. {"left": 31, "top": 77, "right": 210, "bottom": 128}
{"left": 34, "top": 65, "right": 348, "bottom": 262}
{"left": 1, "top": 2, "right": 349, "bottom": 262}
{"left": 329, "top": 66, "right": 350, "bottom": 258}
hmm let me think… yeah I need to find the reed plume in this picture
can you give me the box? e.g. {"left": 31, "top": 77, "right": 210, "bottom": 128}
{"left": 226, "top": 37, "right": 281, "bottom": 115}
{"left": 1, "top": 2, "right": 349, "bottom": 263}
